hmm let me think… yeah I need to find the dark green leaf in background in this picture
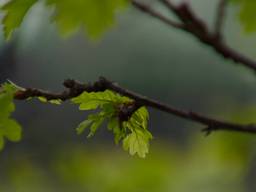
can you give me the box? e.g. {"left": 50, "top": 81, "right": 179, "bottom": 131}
{"left": 1, "top": 0, "right": 129, "bottom": 40}
{"left": 230, "top": 0, "right": 256, "bottom": 33}
{"left": 47, "top": 0, "right": 128, "bottom": 38}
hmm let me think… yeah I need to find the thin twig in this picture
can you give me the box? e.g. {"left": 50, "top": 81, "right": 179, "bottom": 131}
{"left": 132, "top": 0, "right": 185, "bottom": 30}
{"left": 132, "top": 0, "right": 256, "bottom": 73}
{"left": 14, "top": 77, "right": 256, "bottom": 134}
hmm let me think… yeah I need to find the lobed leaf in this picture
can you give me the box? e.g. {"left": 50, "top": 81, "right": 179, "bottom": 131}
{"left": 123, "top": 128, "right": 152, "bottom": 158}
{"left": 72, "top": 90, "right": 132, "bottom": 111}
{"left": 121, "top": 107, "right": 152, "bottom": 158}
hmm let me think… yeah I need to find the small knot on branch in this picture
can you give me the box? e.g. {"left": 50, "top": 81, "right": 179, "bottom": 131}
{"left": 63, "top": 79, "right": 89, "bottom": 97}
{"left": 63, "top": 79, "right": 76, "bottom": 88}
{"left": 117, "top": 102, "right": 140, "bottom": 122}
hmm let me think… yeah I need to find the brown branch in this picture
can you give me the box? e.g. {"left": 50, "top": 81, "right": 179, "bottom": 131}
{"left": 132, "top": 0, "right": 256, "bottom": 73}
{"left": 14, "top": 77, "right": 256, "bottom": 134}
{"left": 131, "top": 0, "right": 185, "bottom": 30}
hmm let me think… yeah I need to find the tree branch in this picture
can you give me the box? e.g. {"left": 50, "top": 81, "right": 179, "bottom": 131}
{"left": 132, "top": 0, "right": 256, "bottom": 73}
{"left": 131, "top": 0, "right": 185, "bottom": 30}
{"left": 14, "top": 77, "right": 256, "bottom": 134}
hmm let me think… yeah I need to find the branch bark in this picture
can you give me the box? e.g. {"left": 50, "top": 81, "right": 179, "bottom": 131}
{"left": 132, "top": 0, "right": 256, "bottom": 73}
{"left": 14, "top": 77, "right": 256, "bottom": 134}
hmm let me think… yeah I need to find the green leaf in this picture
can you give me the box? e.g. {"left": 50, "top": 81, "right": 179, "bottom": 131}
{"left": 73, "top": 90, "right": 152, "bottom": 158}
{"left": 1, "top": 0, "right": 38, "bottom": 39}
{"left": 86, "top": 113, "right": 106, "bottom": 138}
{"left": 36, "top": 97, "right": 62, "bottom": 105}
{"left": 123, "top": 129, "right": 152, "bottom": 158}
{"left": 38, "top": 96, "right": 47, "bottom": 103}
{"left": 87, "top": 117, "right": 105, "bottom": 138}
{"left": 46, "top": 0, "right": 128, "bottom": 39}
{"left": 230, "top": 0, "right": 256, "bottom": 33}
{"left": 0, "top": 83, "right": 18, "bottom": 118}
{"left": 0, "top": 93, "right": 15, "bottom": 119}
{"left": 122, "top": 106, "right": 152, "bottom": 158}
{"left": 132, "top": 106, "right": 149, "bottom": 129}
{"left": 76, "top": 113, "right": 107, "bottom": 138}
{"left": 0, "top": 82, "right": 22, "bottom": 151}
{"left": 0, "top": 119, "right": 22, "bottom": 142}
{"left": 49, "top": 99, "right": 62, "bottom": 105}
{"left": 73, "top": 90, "right": 128, "bottom": 139}
{"left": 76, "top": 119, "right": 93, "bottom": 135}
{"left": 72, "top": 90, "right": 132, "bottom": 111}
{"left": 108, "top": 117, "right": 124, "bottom": 144}
{"left": 80, "top": 100, "right": 105, "bottom": 110}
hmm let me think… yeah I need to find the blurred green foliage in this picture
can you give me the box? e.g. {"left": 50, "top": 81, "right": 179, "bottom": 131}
{"left": 1, "top": 0, "right": 128, "bottom": 39}
{"left": 47, "top": 0, "right": 128, "bottom": 38}
{"left": 2, "top": 102, "right": 256, "bottom": 191}
{"left": 1, "top": 0, "right": 37, "bottom": 39}
{"left": 231, "top": 0, "right": 256, "bottom": 32}
{"left": 0, "top": 133, "right": 253, "bottom": 192}
{"left": 2, "top": 0, "right": 256, "bottom": 39}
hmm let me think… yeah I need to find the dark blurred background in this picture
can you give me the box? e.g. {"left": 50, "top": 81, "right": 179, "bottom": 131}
{"left": 1, "top": 0, "right": 256, "bottom": 191}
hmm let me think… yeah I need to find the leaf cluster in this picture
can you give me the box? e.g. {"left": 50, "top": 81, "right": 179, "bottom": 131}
{"left": 72, "top": 90, "right": 153, "bottom": 158}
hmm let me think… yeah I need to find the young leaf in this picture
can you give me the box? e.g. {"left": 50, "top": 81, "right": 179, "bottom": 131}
{"left": 0, "top": 82, "right": 22, "bottom": 151}
{"left": 0, "top": 83, "right": 18, "bottom": 118}
{"left": 108, "top": 117, "right": 124, "bottom": 144}
{"left": 87, "top": 117, "right": 105, "bottom": 138}
{"left": 123, "top": 129, "right": 152, "bottom": 158}
{"left": 122, "top": 106, "right": 152, "bottom": 158}
{"left": 38, "top": 96, "right": 47, "bottom": 103}
{"left": 131, "top": 106, "right": 149, "bottom": 129}
{"left": 49, "top": 99, "right": 62, "bottom": 105}
{"left": 0, "top": 119, "right": 22, "bottom": 142}
{"left": 73, "top": 90, "right": 152, "bottom": 158}
{"left": 1, "top": 0, "right": 38, "bottom": 39}
{"left": 36, "top": 97, "right": 62, "bottom": 105}
{"left": 86, "top": 114, "right": 105, "bottom": 137}
{"left": 76, "top": 112, "right": 109, "bottom": 138}
{"left": 76, "top": 119, "right": 93, "bottom": 135}
{"left": 72, "top": 90, "right": 132, "bottom": 111}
